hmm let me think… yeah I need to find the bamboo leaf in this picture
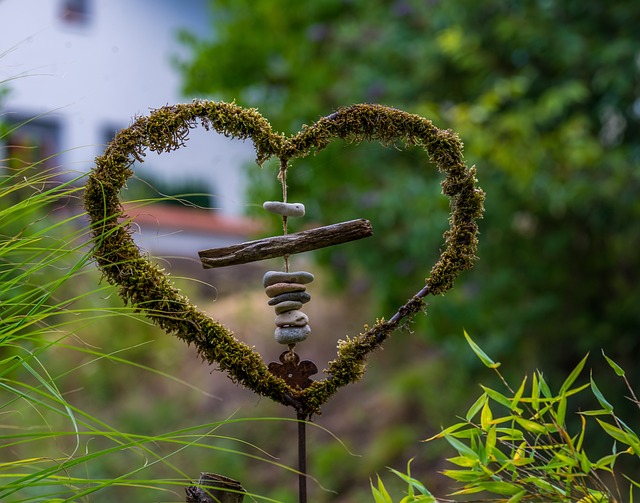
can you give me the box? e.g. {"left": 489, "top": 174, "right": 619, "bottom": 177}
{"left": 480, "top": 400, "right": 493, "bottom": 430}
{"left": 624, "top": 474, "right": 640, "bottom": 503}
{"left": 476, "top": 481, "right": 523, "bottom": 496}
{"left": 399, "top": 496, "right": 436, "bottom": 503}
{"left": 576, "top": 414, "right": 587, "bottom": 451}
{"left": 553, "top": 452, "right": 579, "bottom": 468}
{"left": 524, "top": 476, "right": 565, "bottom": 495}
{"left": 388, "top": 466, "right": 435, "bottom": 499}
{"left": 441, "top": 469, "right": 480, "bottom": 482}
{"left": 464, "top": 330, "right": 500, "bottom": 368}
{"left": 590, "top": 375, "right": 614, "bottom": 413}
{"left": 597, "top": 419, "right": 636, "bottom": 446}
{"left": 532, "top": 372, "right": 540, "bottom": 411}
{"left": 507, "top": 489, "right": 528, "bottom": 502}
{"left": 449, "top": 428, "right": 483, "bottom": 439}
{"left": 514, "top": 417, "right": 548, "bottom": 435}
{"left": 578, "top": 450, "right": 592, "bottom": 473}
{"left": 577, "top": 491, "right": 609, "bottom": 502}
{"left": 512, "top": 456, "right": 535, "bottom": 466}
{"left": 602, "top": 350, "right": 625, "bottom": 377}
{"left": 555, "top": 394, "right": 567, "bottom": 427}
{"left": 538, "top": 372, "right": 553, "bottom": 399}
{"left": 492, "top": 446, "right": 510, "bottom": 464}
{"left": 564, "top": 382, "right": 590, "bottom": 397}
{"left": 481, "top": 385, "right": 513, "bottom": 409}
{"left": 444, "top": 435, "right": 479, "bottom": 460}
{"left": 497, "top": 427, "right": 524, "bottom": 441}
{"left": 466, "top": 393, "right": 487, "bottom": 421}
{"left": 424, "top": 422, "right": 467, "bottom": 441}
{"left": 559, "top": 353, "right": 589, "bottom": 394}
{"left": 450, "top": 485, "right": 485, "bottom": 496}
{"left": 512, "top": 440, "right": 527, "bottom": 461}
{"left": 371, "top": 476, "right": 393, "bottom": 503}
{"left": 510, "top": 375, "right": 527, "bottom": 411}
{"left": 446, "top": 456, "right": 478, "bottom": 467}
{"left": 579, "top": 409, "right": 611, "bottom": 416}
{"left": 485, "top": 425, "right": 497, "bottom": 456}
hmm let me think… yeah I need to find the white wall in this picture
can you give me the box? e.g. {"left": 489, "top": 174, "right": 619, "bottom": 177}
{"left": 0, "top": 0, "right": 254, "bottom": 216}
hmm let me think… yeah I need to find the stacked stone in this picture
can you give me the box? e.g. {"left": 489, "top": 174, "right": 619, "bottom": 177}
{"left": 262, "top": 200, "right": 313, "bottom": 345}
{"left": 263, "top": 270, "right": 314, "bottom": 345}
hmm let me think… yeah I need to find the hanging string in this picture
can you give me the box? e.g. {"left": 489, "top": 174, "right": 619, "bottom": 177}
{"left": 278, "top": 158, "right": 290, "bottom": 273}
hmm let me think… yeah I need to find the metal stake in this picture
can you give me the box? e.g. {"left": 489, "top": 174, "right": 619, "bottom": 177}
{"left": 297, "top": 410, "right": 308, "bottom": 503}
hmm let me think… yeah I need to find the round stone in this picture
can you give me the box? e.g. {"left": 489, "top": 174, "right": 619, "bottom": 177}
{"left": 263, "top": 201, "right": 305, "bottom": 217}
{"left": 268, "top": 291, "right": 311, "bottom": 306}
{"left": 265, "top": 282, "right": 305, "bottom": 298}
{"left": 274, "top": 325, "right": 311, "bottom": 345}
{"left": 262, "top": 270, "right": 315, "bottom": 288}
{"left": 275, "top": 310, "right": 309, "bottom": 327}
{"left": 274, "top": 301, "right": 303, "bottom": 314}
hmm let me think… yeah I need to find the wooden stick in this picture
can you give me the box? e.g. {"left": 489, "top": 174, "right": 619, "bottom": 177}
{"left": 199, "top": 219, "right": 373, "bottom": 269}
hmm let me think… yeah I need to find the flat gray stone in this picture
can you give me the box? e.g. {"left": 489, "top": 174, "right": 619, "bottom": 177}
{"left": 263, "top": 270, "right": 315, "bottom": 288}
{"left": 274, "top": 301, "right": 303, "bottom": 314}
{"left": 263, "top": 201, "right": 305, "bottom": 217}
{"left": 268, "top": 291, "right": 311, "bottom": 306}
{"left": 274, "top": 325, "right": 311, "bottom": 344}
{"left": 275, "top": 310, "right": 309, "bottom": 327}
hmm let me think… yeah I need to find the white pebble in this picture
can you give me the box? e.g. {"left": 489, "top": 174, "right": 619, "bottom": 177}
{"left": 263, "top": 201, "right": 305, "bottom": 217}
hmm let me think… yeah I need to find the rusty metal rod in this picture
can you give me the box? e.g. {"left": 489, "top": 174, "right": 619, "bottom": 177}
{"left": 198, "top": 219, "right": 373, "bottom": 268}
{"left": 297, "top": 411, "right": 308, "bottom": 503}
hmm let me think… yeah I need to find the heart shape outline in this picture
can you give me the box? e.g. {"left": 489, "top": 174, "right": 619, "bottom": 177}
{"left": 84, "top": 101, "right": 484, "bottom": 415}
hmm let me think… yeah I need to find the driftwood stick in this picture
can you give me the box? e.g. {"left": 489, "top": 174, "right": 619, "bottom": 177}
{"left": 199, "top": 219, "right": 373, "bottom": 268}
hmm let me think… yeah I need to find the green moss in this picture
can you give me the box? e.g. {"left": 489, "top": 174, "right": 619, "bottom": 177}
{"left": 83, "top": 100, "right": 484, "bottom": 415}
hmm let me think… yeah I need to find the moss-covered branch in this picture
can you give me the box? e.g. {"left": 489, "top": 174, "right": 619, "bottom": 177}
{"left": 83, "top": 100, "right": 484, "bottom": 415}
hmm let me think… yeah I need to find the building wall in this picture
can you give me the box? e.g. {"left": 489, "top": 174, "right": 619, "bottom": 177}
{"left": 0, "top": 0, "right": 254, "bottom": 216}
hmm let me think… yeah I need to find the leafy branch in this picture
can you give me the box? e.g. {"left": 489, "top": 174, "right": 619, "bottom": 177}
{"left": 419, "top": 333, "right": 640, "bottom": 502}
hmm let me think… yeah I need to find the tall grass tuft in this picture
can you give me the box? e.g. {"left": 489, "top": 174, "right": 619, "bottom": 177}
{"left": 0, "top": 118, "right": 297, "bottom": 502}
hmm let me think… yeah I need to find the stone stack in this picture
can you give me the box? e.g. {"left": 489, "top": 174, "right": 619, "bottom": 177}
{"left": 262, "top": 200, "right": 313, "bottom": 345}
{"left": 263, "top": 270, "right": 314, "bottom": 345}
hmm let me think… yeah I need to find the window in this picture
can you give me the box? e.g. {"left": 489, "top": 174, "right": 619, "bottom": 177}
{"left": 60, "top": 0, "right": 90, "bottom": 26}
{"left": 2, "top": 115, "right": 62, "bottom": 173}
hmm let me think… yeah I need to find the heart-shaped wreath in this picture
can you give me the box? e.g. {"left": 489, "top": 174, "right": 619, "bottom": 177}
{"left": 84, "top": 101, "right": 484, "bottom": 416}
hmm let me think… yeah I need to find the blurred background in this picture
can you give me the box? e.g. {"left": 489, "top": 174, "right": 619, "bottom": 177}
{"left": 1, "top": 0, "right": 639, "bottom": 501}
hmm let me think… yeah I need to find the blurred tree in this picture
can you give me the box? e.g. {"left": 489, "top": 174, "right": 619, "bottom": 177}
{"left": 178, "top": 0, "right": 640, "bottom": 384}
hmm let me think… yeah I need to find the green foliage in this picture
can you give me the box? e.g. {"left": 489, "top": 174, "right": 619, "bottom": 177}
{"left": 418, "top": 333, "right": 640, "bottom": 502}
{"left": 371, "top": 460, "right": 437, "bottom": 503}
{"left": 178, "top": 0, "right": 640, "bottom": 396}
